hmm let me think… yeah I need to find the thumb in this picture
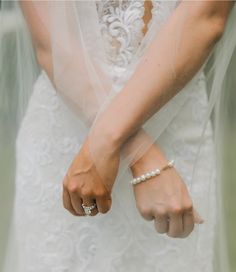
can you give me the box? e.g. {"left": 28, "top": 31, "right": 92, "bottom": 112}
{"left": 193, "top": 208, "right": 204, "bottom": 224}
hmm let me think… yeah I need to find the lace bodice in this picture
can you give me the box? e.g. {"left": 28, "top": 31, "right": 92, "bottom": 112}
{"left": 96, "top": 0, "right": 179, "bottom": 73}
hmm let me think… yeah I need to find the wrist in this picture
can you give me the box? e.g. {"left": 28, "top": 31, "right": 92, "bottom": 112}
{"left": 89, "top": 122, "right": 124, "bottom": 155}
{"left": 130, "top": 143, "right": 169, "bottom": 172}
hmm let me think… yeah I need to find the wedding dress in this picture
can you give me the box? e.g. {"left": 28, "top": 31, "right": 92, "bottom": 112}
{"left": 7, "top": 1, "right": 218, "bottom": 271}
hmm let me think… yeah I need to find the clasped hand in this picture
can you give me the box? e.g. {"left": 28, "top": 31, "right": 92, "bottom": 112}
{"left": 62, "top": 137, "right": 120, "bottom": 216}
{"left": 63, "top": 136, "right": 203, "bottom": 238}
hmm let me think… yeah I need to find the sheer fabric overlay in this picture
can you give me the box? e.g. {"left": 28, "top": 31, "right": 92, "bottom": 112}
{"left": 1, "top": 1, "right": 236, "bottom": 271}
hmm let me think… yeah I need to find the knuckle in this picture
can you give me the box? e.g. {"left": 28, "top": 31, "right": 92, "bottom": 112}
{"left": 67, "top": 183, "right": 78, "bottom": 193}
{"left": 95, "top": 190, "right": 108, "bottom": 198}
{"left": 183, "top": 202, "right": 193, "bottom": 212}
{"left": 138, "top": 205, "right": 151, "bottom": 218}
{"left": 81, "top": 188, "right": 93, "bottom": 198}
{"left": 169, "top": 204, "right": 183, "bottom": 215}
{"left": 155, "top": 207, "right": 167, "bottom": 217}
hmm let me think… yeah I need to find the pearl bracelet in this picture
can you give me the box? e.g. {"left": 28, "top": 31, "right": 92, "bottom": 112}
{"left": 130, "top": 160, "right": 175, "bottom": 185}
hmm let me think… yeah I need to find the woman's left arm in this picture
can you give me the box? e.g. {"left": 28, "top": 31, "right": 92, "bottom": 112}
{"left": 90, "top": 1, "right": 234, "bottom": 154}
{"left": 64, "top": 1, "right": 233, "bottom": 222}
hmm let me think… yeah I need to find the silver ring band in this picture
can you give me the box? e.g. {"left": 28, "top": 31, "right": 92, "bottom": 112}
{"left": 82, "top": 203, "right": 97, "bottom": 216}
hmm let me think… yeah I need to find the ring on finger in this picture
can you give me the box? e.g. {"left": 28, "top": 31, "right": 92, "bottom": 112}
{"left": 82, "top": 203, "right": 97, "bottom": 216}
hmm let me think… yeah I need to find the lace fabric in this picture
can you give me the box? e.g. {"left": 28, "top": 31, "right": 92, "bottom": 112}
{"left": 2, "top": 0, "right": 236, "bottom": 271}
{"left": 96, "top": 0, "right": 179, "bottom": 77}
{"left": 13, "top": 67, "right": 216, "bottom": 271}
{"left": 3, "top": 1, "right": 218, "bottom": 271}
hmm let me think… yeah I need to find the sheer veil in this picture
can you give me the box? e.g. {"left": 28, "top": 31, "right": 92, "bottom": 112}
{"left": 1, "top": 1, "right": 236, "bottom": 271}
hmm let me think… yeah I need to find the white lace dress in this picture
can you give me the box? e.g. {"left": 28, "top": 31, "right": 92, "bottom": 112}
{"left": 12, "top": 1, "right": 217, "bottom": 271}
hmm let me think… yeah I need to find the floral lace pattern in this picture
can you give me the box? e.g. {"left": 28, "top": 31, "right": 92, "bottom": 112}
{"left": 96, "top": 0, "right": 145, "bottom": 67}
{"left": 96, "top": 0, "right": 179, "bottom": 77}
{"left": 12, "top": 1, "right": 216, "bottom": 271}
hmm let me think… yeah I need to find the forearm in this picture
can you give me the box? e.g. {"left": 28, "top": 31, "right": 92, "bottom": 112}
{"left": 19, "top": 1, "right": 154, "bottom": 163}
{"left": 90, "top": 1, "right": 232, "bottom": 153}
{"left": 20, "top": 0, "right": 110, "bottom": 127}
{"left": 21, "top": 1, "right": 232, "bottom": 166}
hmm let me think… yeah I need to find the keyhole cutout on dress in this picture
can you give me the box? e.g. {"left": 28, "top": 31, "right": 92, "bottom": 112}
{"left": 142, "top": 0, "right": 153, "bottom": 36}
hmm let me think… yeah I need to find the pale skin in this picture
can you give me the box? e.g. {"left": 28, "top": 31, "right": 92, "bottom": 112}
{"left": 20, "top": 0, "right": 234, "bottom": 238}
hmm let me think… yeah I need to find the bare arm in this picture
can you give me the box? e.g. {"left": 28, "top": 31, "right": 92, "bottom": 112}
{"left": 90, "top": 1, "right": 234, "bottom": 154}
{"left": 20, "top": 1, "right": 233, "bottom": 165}
{"left": 20, "top": 1, "right": 234, "bottom": 235}
{"left": 85, "top": 0, "right": 234, "bottom": 237}
{"left": 20, "top": 0, "right": 234, "bottom": 175}
{"left": 19, "top": 1, "right": 52, "bottom": 75}
{"left": 20, "top": 0, "right": 234, "bottom": 183}
{"left": 19, "top": 0, "right": 169, "bottom": 165}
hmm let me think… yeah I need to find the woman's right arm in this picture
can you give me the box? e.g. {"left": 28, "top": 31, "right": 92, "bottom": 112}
{"left": 20, "top": 1, "right": 52, "bottom": 77}
{"left": 19, "top": 1, "right": 216, "bottom": 238}
{"left": 19, "top": 0, "right": 169, "bottom": 167}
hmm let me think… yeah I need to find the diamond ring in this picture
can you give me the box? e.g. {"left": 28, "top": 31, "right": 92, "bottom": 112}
{"left": 82, "top": 203, "right": 97, "bottom": 216}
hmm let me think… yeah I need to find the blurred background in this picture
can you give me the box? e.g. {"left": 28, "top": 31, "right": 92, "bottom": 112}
{"left": 0, "top": 1, "right": 236, "bottom": 272}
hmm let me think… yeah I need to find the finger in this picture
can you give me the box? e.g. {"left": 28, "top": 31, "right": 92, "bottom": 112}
{"left": 70, "top": 192, "right": 85, "bottom": 216}
{"left": 181, "top": 211, "right": 194, "bottom": 238}
{"left": 154, "top": 214, "right": 169, "bottom": 234}
{"left": 82, "top": 197, "right": 98, "bottom": 216}
{"left": 193, "top": 208, "right": 204, "bottom": 224}
{"left": 138, "top": 206, "right": 155, "bottom": 221}
{"left": 167, "top": 213, "right": 184, "bottom": 238}
{"left": 96, "top": 196, "right": 112, "bottom": 214}
{"left": 62, "top": 187, "right": 78, "bottom": 216}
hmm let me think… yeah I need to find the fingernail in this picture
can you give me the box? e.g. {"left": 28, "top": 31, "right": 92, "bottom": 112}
{"left": 196, "top": 217, "right": 204, "bottom": 224}
{"left": 199, "top": 218, "right": 204, "bottom": 224}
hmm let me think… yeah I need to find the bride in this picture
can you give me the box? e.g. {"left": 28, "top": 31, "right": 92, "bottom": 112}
{"left": 1, "top": 0, "right": 236, "bottom": 271}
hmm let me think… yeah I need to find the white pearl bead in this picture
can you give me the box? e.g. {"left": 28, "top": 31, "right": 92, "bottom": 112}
{"left": 130, "top": 160, "right": 174, "bottom": 185}
{"left": 168, "top": 160, "right": 175, "bottom": 167}
{"left": 150, "top": 171, "right": 156, "bottom": 177}
{"left": 145, "top": 173, "right": 151, "bottom": 179}
{"left": 141, "top": 175, "right": 146, "bottom": 181}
